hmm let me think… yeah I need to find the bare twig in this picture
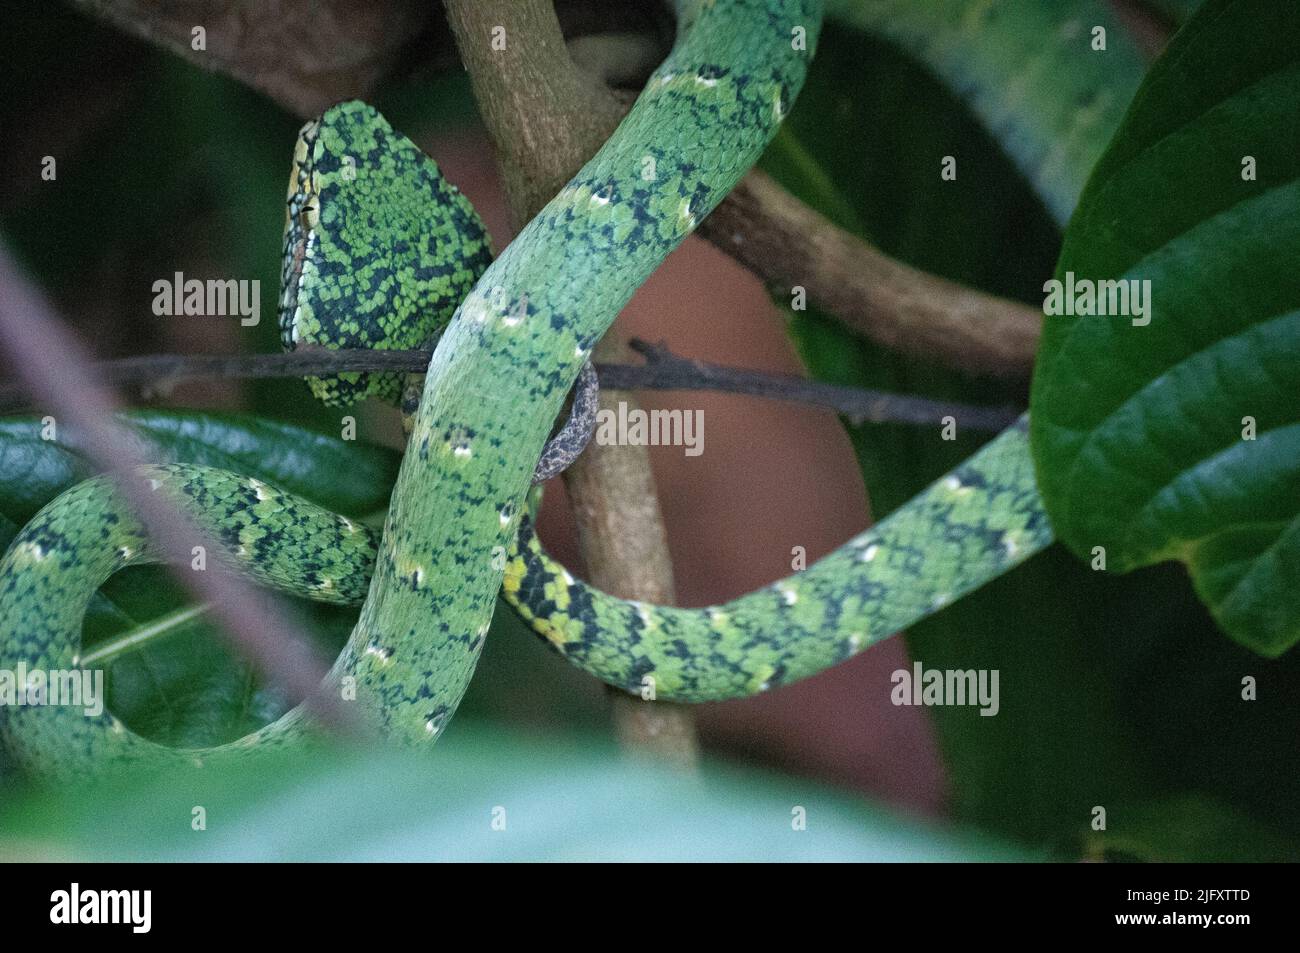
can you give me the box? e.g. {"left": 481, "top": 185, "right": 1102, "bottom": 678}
{"left": 0, "top": 245, "right": 357, "bottom": 736}
{"left": 616, "top": 340, "right": 1020, "bottom": 430}
{"left": 0, "top": 344, "right": 1020, "bottom": 431}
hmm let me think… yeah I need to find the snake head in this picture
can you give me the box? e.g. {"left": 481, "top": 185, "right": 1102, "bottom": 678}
{"left": 278, "top": 100, "right": 493, "bottom": 406}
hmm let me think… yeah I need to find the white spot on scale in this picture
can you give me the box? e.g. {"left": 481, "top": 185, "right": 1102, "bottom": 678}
{"left": 943, "top": 474, "right": 974, "bottom": 497}
{"left": 694, "top": 73, "right": 719, "bottom": 88}
{"left": 1002, "top": 531, "right": 1022, "bottom": 558}
{"left": 931, "top": 593, "right": 952, "bottom": 611}
{"left": 13, "top": 541, "right": 47, "bottom": 562}
{"left": 453, "top": 444, "right": 473, "bottom": 459}
{"left": 365, "top": 643, "right": 392, "bottom": 664}
{"left": 248, "top": 478, "right": 270, "bottom": 501}
{"left": 400, "top": 564, "right": 425, "bottom": 587}
{"left": 574, "top": 345, "right": 588, "bottom": 360}
{"left": 147, "top": 479, "right": 162, "bottom": 492}
{"left": 678, "top": 198, "right": 697, "bottom": 231}
{"left": 561, "top": 569, "right": 575, "bottom": 586}
{"left": 589, "top": 190, "right": 611, "bottom": 206}
{"left": 860, "top": 543, "right": 880, "bottom": 563}
{"left": 632, "top": 601, "right": 653, "bottom": 627}
{"left": 499, "top": 509, "right": 512, "bottom": 528}
{"left": 776, "top": 584, "right": 798, "bottom": 606}
{"left": 708, "top": 608, "right": 728, "bottom": 626}
{"left": 848, "top": 633, "right": 863, "bottom": 651}
{"left": 425, "top": 720, "right": 439, "bottom": 736}
{"left": 340, "top": 516, "right": 359, "bottom": 534}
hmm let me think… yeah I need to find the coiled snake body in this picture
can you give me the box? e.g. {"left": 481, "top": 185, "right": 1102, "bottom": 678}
{"left": 0, "top": 0, "right": 1052, "bottom": 774}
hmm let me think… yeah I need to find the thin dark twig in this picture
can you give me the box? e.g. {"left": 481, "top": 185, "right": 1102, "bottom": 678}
{"left": 0, "top": 342, "right": 1023, "bottom": 431}
{"left": 0, "top": 247, "right": 359, "bottom": 736}
{"left": 612, "top": 340, "right": 1023, "bottom": 431}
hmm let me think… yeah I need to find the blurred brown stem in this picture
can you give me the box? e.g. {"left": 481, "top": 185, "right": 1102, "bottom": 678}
{"left": 444, "top": 0, "right": 698, "bottom": 766}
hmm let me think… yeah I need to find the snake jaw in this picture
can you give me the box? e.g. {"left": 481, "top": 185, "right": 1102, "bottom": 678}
{"left": 278, "top": 118, "right": 322, "bottom": 351}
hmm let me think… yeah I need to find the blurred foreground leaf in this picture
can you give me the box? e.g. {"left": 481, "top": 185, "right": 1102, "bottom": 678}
{"left": 0, "top": 728, "right": 1030, "bottom": 861}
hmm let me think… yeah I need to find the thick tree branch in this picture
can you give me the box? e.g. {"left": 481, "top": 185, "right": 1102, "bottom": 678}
{"left": 444, "top": 0, "right": 697, "bottom": 766}
{"left": 444, "top": 0, "right": 626, "bottom": 216}
{"left": 698, "top": 170, "right": 1043, "bottom": 378}
{"left": 69, "top": 0, "right": 435, "bottom": 118}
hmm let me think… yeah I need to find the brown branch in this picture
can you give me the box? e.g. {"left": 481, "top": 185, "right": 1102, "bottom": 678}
{"left": 697, "top": 171, "right": 1043, "bottom": 378}
{"left": 68, "top": 0, "right": 436, "bottom": 118}
{"left": 617, "top": 340, "right": 1021, "bottom": 431}
{"left": 443, "top": 0, "right": 626, "bottom": 216}
{"left": 444, "top": 0, "right": 698, "bottom": 766}
{"left": 0, "top": 245, "right": 358, "bottom": 737}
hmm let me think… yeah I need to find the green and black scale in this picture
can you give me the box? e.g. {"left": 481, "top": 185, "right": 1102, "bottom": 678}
{"left": 279, "top": 101, "right": 492, "bottom": 405}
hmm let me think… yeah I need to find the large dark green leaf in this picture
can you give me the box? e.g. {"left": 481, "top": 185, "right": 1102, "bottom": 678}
{"left": 763, "top": 13, "right": 1300, "bottom": 858}
{"left": 0, "top": 410, "right": 399, "bottom": 548}
{"left": 1031, "top": 0, "right": 1300, "bottom": 656}
{"left": 0, "top": 731, "right": 1030, "bottom": 861}
{"left": 0, "top": 411, "right": 400, "bottom": 747}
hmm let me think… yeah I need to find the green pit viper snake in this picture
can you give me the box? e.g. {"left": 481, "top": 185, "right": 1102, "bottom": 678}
{"left": 0, "top": 0, "right": 1054, "bottom": 775}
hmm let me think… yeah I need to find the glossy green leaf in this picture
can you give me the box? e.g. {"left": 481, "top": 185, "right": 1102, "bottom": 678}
{"left": 0, "top": 730, "right": 1030, "bottom": 861}
{"left": 1031, "top": 0, "right": 1300, "bottom": 656}
{"left": 0, "top": 410, "right": 398, "bottom": 549}
{"left": 762, "top": 15, "right": 1300, "bottom": 857}
{"left": 0, "top": 410, "right": 400, "bottom": 747}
